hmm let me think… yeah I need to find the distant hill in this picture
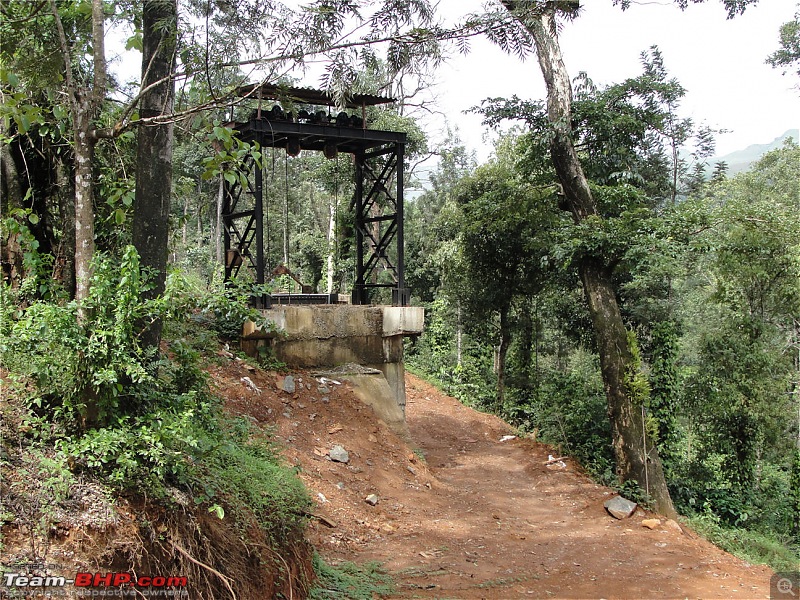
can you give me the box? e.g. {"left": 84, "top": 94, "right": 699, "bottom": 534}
{"left": 711, "top": 129, "right": 799, "bottom": 176}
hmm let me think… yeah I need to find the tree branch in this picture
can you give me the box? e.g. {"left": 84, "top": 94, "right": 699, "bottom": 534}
{"left": 47, "top": 0, "right": 76, "bottom": 114}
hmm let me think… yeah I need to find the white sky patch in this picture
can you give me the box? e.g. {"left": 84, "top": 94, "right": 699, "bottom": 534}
{"left": 430, "top": 0, "right": 798, "bottom": 161}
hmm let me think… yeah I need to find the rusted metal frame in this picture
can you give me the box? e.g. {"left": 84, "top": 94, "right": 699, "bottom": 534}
{"left": 352, "top": 150, "right": 367, "bottom": 304}
{"left": 223, "top": 115, "right": 408, "bottom": 306}
{"left": 361, "top": 219, "right": 398, "bottom": 280}
{"left": 353, "top": 141, "right": 406, "bottom": 304}
{"left": 223, "top": 153, "right": 259, "bottom": 281}
{"left": 361, "top": 154, "right": 398, "bottom": 215}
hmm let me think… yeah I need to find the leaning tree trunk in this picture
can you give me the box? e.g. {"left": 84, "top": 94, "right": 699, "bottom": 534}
{"left": 132, "top": 0, "right": 177, "bottom": 351}
{"left": 503, "top": 3, "right": 676, "bottom": 517}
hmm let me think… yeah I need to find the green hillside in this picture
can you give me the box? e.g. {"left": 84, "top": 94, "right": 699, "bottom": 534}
{"left": 714, "top": 128, "right": 799, "bottom": 175}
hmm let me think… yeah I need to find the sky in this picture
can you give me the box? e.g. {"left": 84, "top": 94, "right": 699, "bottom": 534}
{"left": 108, "top": 1, "right": 798, "bottom": 164}
{"left": 420, "top": 0, "right": 798, "bottom": 162}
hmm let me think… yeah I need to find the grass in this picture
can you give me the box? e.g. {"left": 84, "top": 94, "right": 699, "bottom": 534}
{"left": 686, "top": 514, "right": 800, "bottom": 573}
{"left": 309, "top": 555, "right": 395, "bottom": 599}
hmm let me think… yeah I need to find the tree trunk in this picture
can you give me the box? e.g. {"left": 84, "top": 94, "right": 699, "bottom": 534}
{"left": 55, "top": 160, "right": 76, "bottom": 294}
{"left": 580, "top": 260, "right": 674, "bottom": 515}
{"left": 496, "top": 305, "right": 511, "bottom": 412}
{"left": 215, "top": 176, "right": 223, "bottom": 266}
{"left": 73, "top": 105, "right": 96, "bottom": 305}
{"left": 0, "top": 135, "right": 25, "bottom": 285}
{"left": 49, "top": 0, "right": 105, "bottom": 306}
{"left": 132, "top": 0, "right": 177, "bottom": 350}
{"left": 503, "top": 3, "right": 676, "bottom": 517}
{"left": 326, "top": 192, "right": 337, "bottom": 293}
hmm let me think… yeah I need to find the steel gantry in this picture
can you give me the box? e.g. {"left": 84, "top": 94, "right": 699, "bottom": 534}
{"left": 221, "top": 84, "right": 409, "bottom": 307}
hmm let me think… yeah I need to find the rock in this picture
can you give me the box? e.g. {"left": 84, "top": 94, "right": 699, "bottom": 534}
{"left": 604, "top": 495, "right": 638, "bottom": 519}
{"left": 365, "top": 494, "right": 379, "bottom": 506}
{"left": 321, "top": 396, "right": 330, "bottom": 404}
{"left": 282, "top": 375, "right": 296, "bottom": 394}
{"left": 336, "top": 482, "right": 345, "bottom": 490}
{"left": 641, "top": 518, "right": 661, "bottom": 530}
{"left": 317, "top": 492, "right": 328, "bottom": 503}
{"left": 318, "top": 385, "right": 331, "bottom": 395}
{"left": 664, "top": 519, "right": 683, "bottom": 534}
{"left": 407, "top": 465, "right": 418, "bottom": 476}
{"left": 329, "top": 445, "right": 350, "bottom": 464}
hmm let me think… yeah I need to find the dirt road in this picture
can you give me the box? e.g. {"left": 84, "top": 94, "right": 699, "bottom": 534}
{"left": 382, "top": 374, "right": 774, "bottom": 598}
{"left": 223, "top": 364, "right": 775, "bottom": 599}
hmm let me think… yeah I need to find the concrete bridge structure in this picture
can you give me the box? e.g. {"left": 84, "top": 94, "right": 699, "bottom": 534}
{"left": 243, "top": 305, "right": 424, "bottom": 429}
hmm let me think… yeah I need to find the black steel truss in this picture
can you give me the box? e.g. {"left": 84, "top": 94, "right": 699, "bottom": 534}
{"left": 221, "top": 114, "right": 409, "bottom": 306}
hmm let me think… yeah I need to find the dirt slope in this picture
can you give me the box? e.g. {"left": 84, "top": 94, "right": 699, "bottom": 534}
{"left": 218, "top": 361, "right": 774, "bottom": 599}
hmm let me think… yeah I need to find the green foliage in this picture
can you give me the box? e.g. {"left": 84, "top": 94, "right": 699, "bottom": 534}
{"left": 767, "top": 10, "right": 800, "bottom": 82}
{"left": 5, "top": 246, "right": 158, "bottom": 427}
{"left": 198, "top": 279, "right": 274, "bottom": 340}
{"left": 686, "top": 513, "right": 799, "bottom": 574}
{"left": 648, "top": 321, "right": 680, "bottom": 464}
{"left": 205, "top": 430, "right": 311, "bottom": 542}
{"left": 3, "top": 246, "right": 312, "bottom": 563}
{"left": 1, "top": 208, "right": 66, "bottom": 302}
{"left": 624, "top": 329, "right": 651, "bottom": 408}
{"left": 62, "top": 396, "right": 217, "bottom": 493}
{"left": 520, "top": 351, "right": 615, "bottom": 482}
{"left": 405, "top": 297, "right": 495, "bottom": 409}
{"left": 202, "top": 124, "right": 262, "bottom": 186}
{"left": 309, "top": 555, "right": 394, "bottom": 600}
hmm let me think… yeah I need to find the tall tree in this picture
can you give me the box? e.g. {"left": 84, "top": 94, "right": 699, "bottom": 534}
{"left": 493, "top": 0, "right": 762, "bottom": 517}
{"left": 132, "top": 0, "right": 177, "bottom": 350}
{"left": 48, "top": 0, "right": 108, "bottom": 305}
{"left": 454, "top": 153, "right": 554, "bottom": 408}
{"left": 498, "top": 1, "right": 677, "bottom": 515}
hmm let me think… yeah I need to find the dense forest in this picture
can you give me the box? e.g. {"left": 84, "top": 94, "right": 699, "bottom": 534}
{"left": 1, "top": 0, "right": 798, "bottom": 592}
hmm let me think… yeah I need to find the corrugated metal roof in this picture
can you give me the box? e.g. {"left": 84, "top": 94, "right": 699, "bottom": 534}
{"left": 235, "top": 83, "right": 395, "bottom": 108}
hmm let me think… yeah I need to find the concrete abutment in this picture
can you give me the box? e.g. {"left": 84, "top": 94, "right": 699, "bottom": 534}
{"left": 242, "top": 305, "right": 424, "bottom": 422}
